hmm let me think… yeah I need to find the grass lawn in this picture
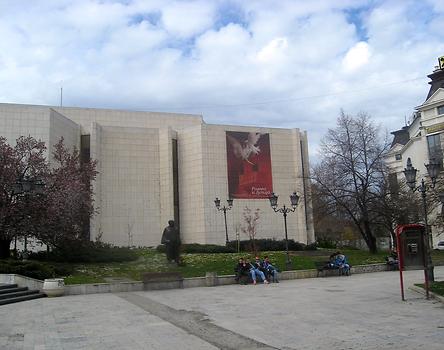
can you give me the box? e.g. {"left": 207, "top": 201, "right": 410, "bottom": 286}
{"left": 429, "top": 281, "right": 444, "bottom": 296}
{"left": 60, "top": 248, "right": 396, "bottom": 285}
{"left": 415, "top": 281, "right": 444, "bottom": 297}
{"left": 411, "top": 251, "right": 444, "bottom": 297}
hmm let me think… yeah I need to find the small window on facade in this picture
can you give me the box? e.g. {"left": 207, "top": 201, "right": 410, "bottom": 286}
{"left": 427, "top": 133, "right": 443, "bottom": 162}
{"left": 395, "top": 154, "right": 402, "bottom": 161}
{"left": 80, "top": 135, "right": 90, "bottom": 165}
{"left": 438, "top": 105, "right": 444, "bottom": 116}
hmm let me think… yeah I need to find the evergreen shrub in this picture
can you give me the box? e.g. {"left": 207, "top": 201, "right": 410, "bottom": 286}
{"left": 316, "top": 238, "right": 337, "bottom": 249}
{"left": 156, "top": 243, "right": 235, "bottom": 254}
{"left": 0, "top": 260, "right": 71, "bottom": 280}
{"left": 29, "top": 241, "right": 138, "bottom": 263}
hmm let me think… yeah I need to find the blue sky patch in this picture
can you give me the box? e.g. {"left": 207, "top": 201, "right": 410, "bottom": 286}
{"left": 129, "top": 12, "right": 161, "bottom": 27}
{"left": 214, "top": 1, "right": 249, "bottom": 31}
{"left": 344, "top": 6, "right": 371, "bottom": 41}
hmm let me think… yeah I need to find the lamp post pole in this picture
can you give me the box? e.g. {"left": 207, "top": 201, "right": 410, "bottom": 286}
{"left": 282, "top": 207, "right": 290, "bottom": 266}
{"left": 419, "top": 179, "right": 434, "bottom": 284}
{"left": 403, "top": 157, "right": 440, "bottom": 283}
{"left": 214, "top": 197, "right": 234, "bottom": 245}
{"left": 269, "top": 192, "right": 299, "bottom": 269}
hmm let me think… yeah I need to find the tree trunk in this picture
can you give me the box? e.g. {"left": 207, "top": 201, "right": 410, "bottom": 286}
{"left": 367, "top": 235, "right": 377, "bottom": 254}
{"left": 250, "top": 238, "right": 257, "bottom": 256}
{"left": 0, "top": 238, "right": 12, "bottom": 259}
{"left": 389, "top": 230, "right": 397, "bottom": 250}
{"left": 362, "top": 220, "right": 378, "bottom": 253}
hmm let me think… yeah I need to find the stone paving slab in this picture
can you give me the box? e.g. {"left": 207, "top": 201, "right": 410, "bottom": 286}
{"left": 0, "top": 293, "right": 217, "bottom": 350}
{"left": 1, "top": 267, "right": 443, "bottom": 349}
{"left": 141, "top": 267, "right": 444, "bottom": 350}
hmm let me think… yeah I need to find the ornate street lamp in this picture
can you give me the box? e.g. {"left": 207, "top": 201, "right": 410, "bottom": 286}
{"left": 214, "top": 197, "right": 233, "bottom": 245}
{"left": 403, "top": 157, "right": 441, "bottom": 284}
{"left": 269, "top": 191, "right": 299, "bottom": 269}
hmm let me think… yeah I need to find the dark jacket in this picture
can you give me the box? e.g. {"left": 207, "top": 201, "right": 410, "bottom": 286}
{"left": 252, "top": 260, "right": 267, "bottom": 273}
{"left": 235, "top": 262, "right": 250, "bottom": 275}
{"left": 161, "top": 226, "right": 181, "bottom": 245}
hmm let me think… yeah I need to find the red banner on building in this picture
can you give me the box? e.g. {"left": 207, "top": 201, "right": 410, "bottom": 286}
{"left": 226, "top": 131, "right": 273, "bottom": 199}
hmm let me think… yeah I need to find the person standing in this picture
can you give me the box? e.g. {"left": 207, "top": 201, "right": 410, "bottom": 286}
{"left": 161, "top": 220, "right": 181, "bottom": 264}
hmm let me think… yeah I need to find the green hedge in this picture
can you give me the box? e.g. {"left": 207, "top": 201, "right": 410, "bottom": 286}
{"left": 316, "top": 238, "right": 337, "bottom": 249}
{"left": 156, "top": 239, "right": 317, "bottom": 254}
{"left": 156, "top": 243, "right": 236, "bottom": 254}
{"left": 0, "top": 260, "right": 71, "bottom": 280}
{"left": 29, "top": 241, "right": 139, "bottom": 263}
{"left": 227, "top": 239, "right": 311, "bottom": 252}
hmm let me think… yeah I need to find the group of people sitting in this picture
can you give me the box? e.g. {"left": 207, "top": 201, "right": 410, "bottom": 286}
{"left": 327, "top": 251, "right": 351, "bottom": 275}
{"left": 235, "top": 256, "right": 279, "bottom": 285}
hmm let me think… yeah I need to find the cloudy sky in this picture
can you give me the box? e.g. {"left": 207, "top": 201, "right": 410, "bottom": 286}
{"left": 1, "top": 0, "right": 443, "bottom": 159}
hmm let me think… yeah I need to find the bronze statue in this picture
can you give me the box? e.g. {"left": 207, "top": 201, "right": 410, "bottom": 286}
{"left": 161, "top": 220, "right": 181, "bottom": 263}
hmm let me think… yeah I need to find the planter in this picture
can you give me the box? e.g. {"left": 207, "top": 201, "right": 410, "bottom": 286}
{"left": 42, "top": 278, "right": 65, "bottom": 297}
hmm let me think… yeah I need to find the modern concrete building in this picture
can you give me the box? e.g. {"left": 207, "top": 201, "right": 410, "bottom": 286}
{"left": 385, "top": 57, "right": 444, "bottom": 247}
{"left": 0, "top": 103, "right": 314, "bottom": 247}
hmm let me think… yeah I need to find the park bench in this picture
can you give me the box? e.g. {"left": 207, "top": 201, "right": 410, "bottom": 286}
{"left": 315, "top": 261, "right": 351, "bottom": 277}
{"left": 315, "top": 261, "right": 341, "bottom": 277}
{"left": 141, "top": 272, "right": 184, "bottom": 290}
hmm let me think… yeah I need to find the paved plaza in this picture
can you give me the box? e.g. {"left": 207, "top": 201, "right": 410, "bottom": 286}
{"left": 1, "top": 267, "right": 443, "bottom": 350}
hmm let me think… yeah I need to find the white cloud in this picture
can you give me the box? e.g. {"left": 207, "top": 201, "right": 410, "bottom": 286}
{"left": 161, "top": 1, "right": 216, "bottom": 38}
{"left": 101, "top": 21, "right": 166, "bottom": 58}
{"left": 257, "top": 37, "right": 288, "bottom": 63}
{"left": 342, "top": 41, "right": 370, "bottom": 72}
{"left": 0, "top": 0, "right": 442, "bottom": 161}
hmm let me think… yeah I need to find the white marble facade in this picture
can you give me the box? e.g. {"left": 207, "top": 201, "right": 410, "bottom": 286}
{"left": 0, "top": 103, "right": 314, "bottom": 247}
{"left": 385, "top": 87, "right": 444, "bottom": 248}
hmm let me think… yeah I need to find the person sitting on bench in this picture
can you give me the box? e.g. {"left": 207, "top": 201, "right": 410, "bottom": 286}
{"left": 326, "top": 252, "right": 338, "bottom": 269}
{"left": 234, "top": 257, "right": 251, "bottom": 284}
{"left": 333, "top": 251, "right": 350, "bottom": 275}
{"left": 246, "top": 258, "right": 269, "bottom": 285}
{"left": 262, "top": 256, "right": 279, "bottom": 283}
{"left": 253, "top": 256, "right": 267, "bottom": 275}
{"left": 385, "top": 249, "right": 399, "bottom": 270}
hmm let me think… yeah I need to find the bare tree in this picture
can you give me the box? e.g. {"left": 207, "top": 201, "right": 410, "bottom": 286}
{"left": 311, "top": 183, "right": 360, "bottom": 246}
{"left": 241, "top": 206, "right": 260, "bottom": 255}
{"left": 369, "top": 172, "right": 422, "bottom": 248}
{"left": 126, "top": 207, "right": 134, "bottom": 247}
{"left": 312, "top": 111, "right": 390, "bottom": 253}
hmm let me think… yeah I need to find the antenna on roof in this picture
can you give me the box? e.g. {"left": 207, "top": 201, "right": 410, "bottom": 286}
{"left": 404, "top": 115, "right": 407, "bottom": 126}
{"left": 60, "top": 86, "right": 63, "bottom": 107}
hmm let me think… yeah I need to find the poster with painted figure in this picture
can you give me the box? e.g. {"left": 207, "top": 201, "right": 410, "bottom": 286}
{"left": 226, "top": 131, "right": 273, "bottom": 199}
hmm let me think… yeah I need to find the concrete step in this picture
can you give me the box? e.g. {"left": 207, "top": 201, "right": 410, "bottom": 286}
{"left": 0, "top": 286, "right": 28, "bottom": 295}
{"left": 0, "top": 289, "right": 41, "bottom": 300}
{"left": 0, "top": 283, "right": 18, "bottom": 290}
{"left": 0, "top": 292, "right": 46, "bottom": 306}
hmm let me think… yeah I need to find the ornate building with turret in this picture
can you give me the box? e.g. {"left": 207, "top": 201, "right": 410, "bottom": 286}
{"left": 385, "top": 56, "right": 444, "bottom": 247}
